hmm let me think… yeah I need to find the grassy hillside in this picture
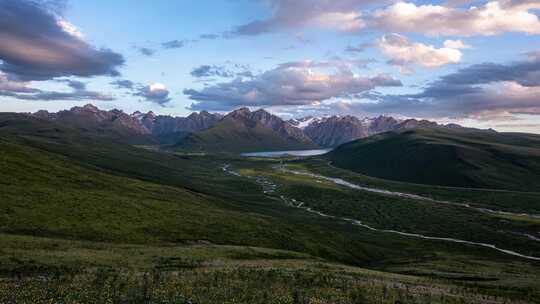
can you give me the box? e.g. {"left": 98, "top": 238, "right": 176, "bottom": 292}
{"left": 0, "top": 114, "right": 466, "bottom": 264}
{"left": 2, "top": 115, "right": 540, "bottom": 302}
{"left": 4, "top": 234, "right": 532, "bottom": 304}
{"left": 327, "top": 127, "right": 540, "bottom": 191}
{"left": 176, "top": 117, "right": 318, "bottom": 153}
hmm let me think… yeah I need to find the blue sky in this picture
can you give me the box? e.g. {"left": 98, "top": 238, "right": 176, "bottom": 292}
{"left": 1, "top": 0, "right": 540, "bottom": 132}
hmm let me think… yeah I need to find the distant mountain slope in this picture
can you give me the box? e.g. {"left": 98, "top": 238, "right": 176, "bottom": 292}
{"left": 304, "top": 116, "right": 373, "bottom": 147}
{"left": 327, "top": 127, "right": 540, "bottom": 191}
{"left": 176, "top": 108, "right": 319, "bottom": 153}
{"left": 33, "top": 104, "right": 158, "bottom": 145}
{"left": 32, "top": 104, "right": 223, "bottom": 145}
{"left": 303, "top": 115, "right": 446, "bottom": 147}
{"left": 144, "top": 110, "right": 223, "bottom": 144}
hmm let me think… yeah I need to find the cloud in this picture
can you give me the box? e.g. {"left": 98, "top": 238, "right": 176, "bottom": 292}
{"left": 0, "top": 74, "right": 39, "bottom": 93}
{"left": 345, "top": 43, "right": 372, "bottom": 53}
{"left": 231, "top": 0, "right": 386, "bottom": 36}
{"left": 277, "top": 58, "right": 375, "bottom": 70}
{"left": 228, "top": 1, "right": 540, "bottom": 38}
{"left": 9, "top": 88, "right": 114, "bottom": 101}
{"left": 0, "top": 0, "right": 124, "bottom": 81}
{"left": 191, "top": 65, "right": 235, "bottom": 78}
{"left": 184, "top": 60, "right": 401, "bottom": 111}
{"left": 161, "top": 40, "right": 186, "bottom": 49}
{"left": 377, "top": 34, "right": 464, "bottom": 70}
{"left": 435, "top": 58, "right": 540, "bottom": 88}
{"left": 190, "top": 63, "right": 255, "bottom": 79}
{"left": 0, "top": 74, "right": 113, "bottom": 101}
{"left": 110, "top": 79, "right": 135, "bottom": 89}
{"left": 199, "top": 34, "right": 220, "bottom": 40}
{"left": 369, "top": 1, "right": 540, "bottom": 36}
{"left": 443, "top": 39, "right": 471, "bottom": 49}
{"left": 348, "top": 51, "right": 540, "bottom": 119}
{"left": 362, "top": 81, "right": 540, "bottom": 119}
{"left": 138, "top": 47, "right": 156, "bottom": 56}
{"left": 135, "top": 83, "right": 171, "bottom": 105}
{"left": 58, "top": 79, "right": 86, "bottom": 91}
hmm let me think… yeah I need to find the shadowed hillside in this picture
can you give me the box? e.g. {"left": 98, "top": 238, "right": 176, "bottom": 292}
{"left": 327, "top": 127, "right": 540, "bottom": 191}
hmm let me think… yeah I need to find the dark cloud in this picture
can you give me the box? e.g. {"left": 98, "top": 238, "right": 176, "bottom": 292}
{"left": 199, "top": 34, "right": 220, "bottom": 40}
{"left": 58, "top": 79, "right": 86, "bottom": 91}
{"left": 110, "top": 79, "right": 135, "bottom": 89}
{"left": 436, "top": 60, "right": 540, "bottom": 88}
{"left": 138, "top": 47, "right": 156, "bottom": 56}
{"left": 278, "top": 58, "right": 374, "bottom": 70}
{"left": 236, "top": 71, "right": 254, "bottom": 78}
{"left": 350, "top": 52, "right": 540, "bottom": 119}
{"left": 231, "top": 0, "right": 386, "bottom": 36}
{"left": 4, "top": 89, "right": 114, "bottom": 101}
{"left": 135, "top": 83, "right": 171, "bottom": 105}
{"left": 0, "top": 0, "right": 124, "bottom": 81}
{"left": 161, "top": 40, "right": 186, "bottom": 49}
{"left": 190, "top": 63, "right": 254, "bottom": 79}
{"left": 185, "top": 61, "right": 401, "bottom": 111}
{"left": 190, "top": 65, "right": 235, "bottom": 78}
{"left": 345, "top": 45, "right": 366, "bottom": 53}
{"left": 0, "top": 75, "right": 113, "bottom": 101}
{"left": 345, "top": 42, "right": 375, "bottom": 53}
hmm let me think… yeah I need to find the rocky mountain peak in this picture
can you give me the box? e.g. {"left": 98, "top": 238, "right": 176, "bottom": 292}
{"left": 145, "top": 111, "right": 156, "bottom": 120}
{"left": 33, "top": 110, "right": 54, "bottom": 120}
{"left": 82, "top": 104, "right": 99, "bottom": 112}
{"left": 398, "top": 119, "right": 438, "bottom": 129}
{"left": 229, "top": 107, "right": 251, "bottom": 116}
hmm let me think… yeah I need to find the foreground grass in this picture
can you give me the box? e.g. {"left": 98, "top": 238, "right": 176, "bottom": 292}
{"left": 1, "top": 234, "right": 537, "bottom": 304}
{"left": 2, "top": 268, "right": 524, "bottom": 304}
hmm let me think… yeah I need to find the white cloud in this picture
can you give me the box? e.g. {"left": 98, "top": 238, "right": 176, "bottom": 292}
{"left": 231, "top": 0, "right": 540, "bottom": 39}
{"left": 311, "top": 11, "right": 366, "bottom": 32}
{"left": 443, "top": 39, "right": 471, "bottom": 49}
{"left": 149, "top": 82, "right": 166, "bottom": 92}
{"left": 378, "top": 34, "right": 463, "bottom": 69}
{"left": 370, "top": 1, "right": 540, "bottom": 36}
{"left": 57, "top": 19, "right": 84, "bottom": 39}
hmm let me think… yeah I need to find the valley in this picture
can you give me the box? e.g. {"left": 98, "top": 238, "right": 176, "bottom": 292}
{"left": 223, "top": 161, "right": 540, "bottom": 261}
{"left": 1, "top": 107, "right": 540, "bottom": 303}
{"left": 3, "top": 1, "right": 540, "bottom": 302}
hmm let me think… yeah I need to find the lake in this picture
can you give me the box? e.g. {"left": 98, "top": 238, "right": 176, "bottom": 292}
{"left": 242, "top": 149, "right": 332, "bottom": 158}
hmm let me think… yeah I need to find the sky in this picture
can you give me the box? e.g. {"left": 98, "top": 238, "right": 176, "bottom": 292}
{"left": 1, "top": 0, "right": 540, "bottom": 133}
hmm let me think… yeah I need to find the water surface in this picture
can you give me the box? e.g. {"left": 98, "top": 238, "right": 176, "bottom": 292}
{"left": 242, "top": 149, "right": 331, "bottom": 158}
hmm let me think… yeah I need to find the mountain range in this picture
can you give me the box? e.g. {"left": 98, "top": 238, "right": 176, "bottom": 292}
{"left": 30, "top": 104, "right": 470, "bottom": 152}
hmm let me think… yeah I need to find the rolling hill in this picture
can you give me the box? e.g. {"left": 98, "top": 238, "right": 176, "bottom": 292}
{"left": 2, "top": 112, "right": 540, "bottom": 302}
{"left": 327, "top": 127, "right": 540, "bottom": 191}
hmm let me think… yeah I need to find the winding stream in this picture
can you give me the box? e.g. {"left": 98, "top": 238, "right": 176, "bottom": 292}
{"left": 222, "top": 164, "right": 540, "bottom": 262}
{"left": 278, "top": 165, "right": 540, "bottom": 220}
